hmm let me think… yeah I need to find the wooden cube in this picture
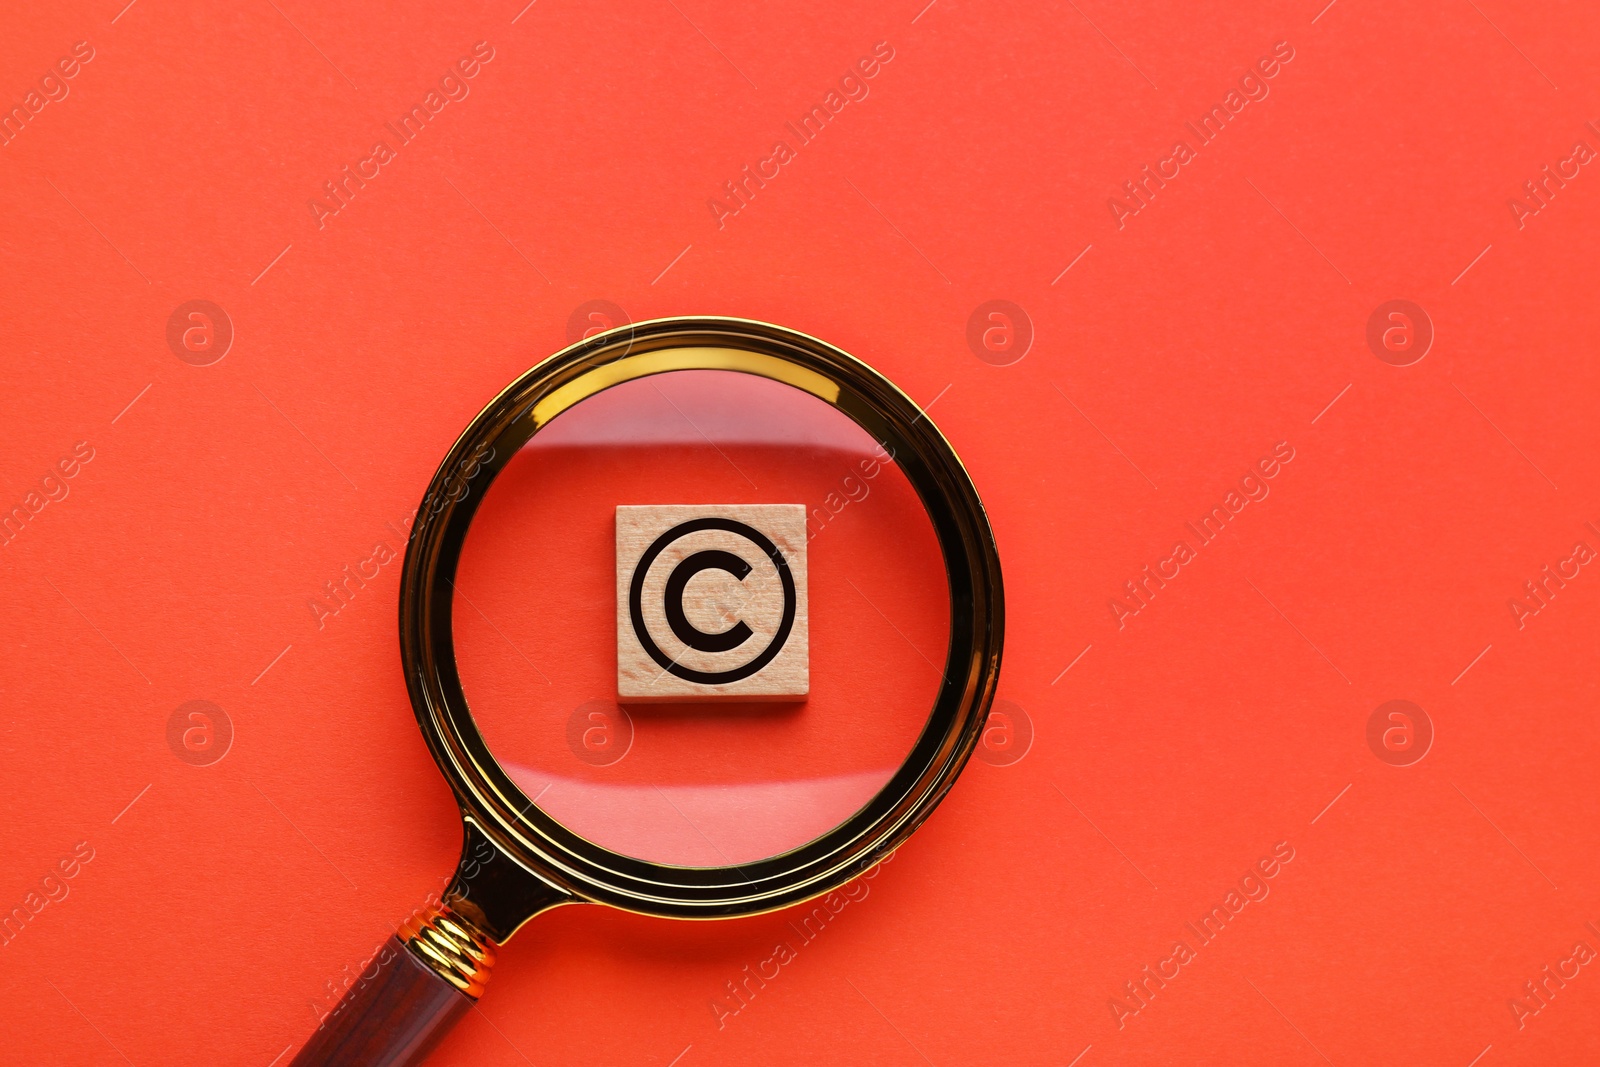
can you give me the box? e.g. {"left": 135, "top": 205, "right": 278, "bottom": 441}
{"left": 616, "top": 504, "right": 809, "bottom": 702}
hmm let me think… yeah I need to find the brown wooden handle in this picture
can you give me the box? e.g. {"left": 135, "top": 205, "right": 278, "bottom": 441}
{"left": 286, "top": 824, "right": 571, "bottom": 1066}
{"left": 289, "top": 936, "right": 472, "bottom": 1067}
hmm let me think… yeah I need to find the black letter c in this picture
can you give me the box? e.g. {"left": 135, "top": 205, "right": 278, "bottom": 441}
{"left": 663, "top": 550, "right": 754, "bottom": 653}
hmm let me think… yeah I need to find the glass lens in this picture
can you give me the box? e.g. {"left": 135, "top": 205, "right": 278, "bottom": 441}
{"left": 452, "top": 368, "right": 949, "bottom": 867}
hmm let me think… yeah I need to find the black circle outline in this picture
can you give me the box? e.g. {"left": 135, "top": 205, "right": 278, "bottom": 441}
{"left": 629, "top": 517, "right": 796, "bottom": 684}
{"left": 399, "top": 317, "right": 1005, "bottom": 919}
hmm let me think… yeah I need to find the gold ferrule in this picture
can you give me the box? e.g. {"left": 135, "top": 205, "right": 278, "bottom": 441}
{"left": 399, "top": 904, "right": 497, "bottom": 998}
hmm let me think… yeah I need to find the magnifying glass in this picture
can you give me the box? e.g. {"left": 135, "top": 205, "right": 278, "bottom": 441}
{"left": 290, "top": 317, "right": 1004, "bottom": 1066}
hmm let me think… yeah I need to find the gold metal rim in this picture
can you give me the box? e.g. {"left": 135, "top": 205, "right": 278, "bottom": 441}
{"left": 400, "top": 904, "right": 497, "bottom": 998}
{"left": 398, "top": 316, "right": 1004, "bottom": 920}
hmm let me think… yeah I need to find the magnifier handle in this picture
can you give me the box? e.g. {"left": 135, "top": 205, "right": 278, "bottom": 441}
{"left": 289, "top": 906, "right": 495, "bottom": 1067}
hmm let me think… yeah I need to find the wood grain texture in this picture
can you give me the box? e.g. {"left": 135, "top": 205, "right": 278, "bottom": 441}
{"left": 616, "top": 504, "right": 809, "bottom": 701}
{"left": 289, "top": 937, "right": 472, "bottom": 1067}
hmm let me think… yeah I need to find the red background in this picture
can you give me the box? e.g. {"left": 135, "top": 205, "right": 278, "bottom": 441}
{"left": 2, "top": 0, "right": 1599, "bottom": 1064}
